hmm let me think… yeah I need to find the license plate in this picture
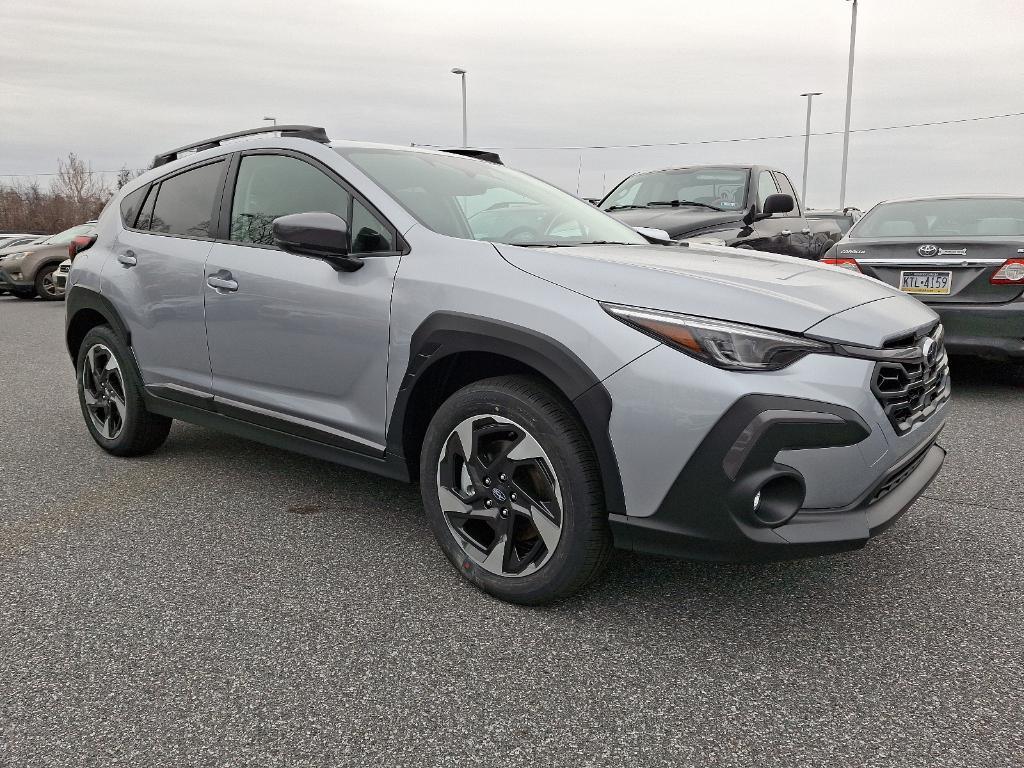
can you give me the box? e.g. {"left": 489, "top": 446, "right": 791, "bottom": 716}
{"left": 899, "top": 270, "right": 952, "bottom": 295}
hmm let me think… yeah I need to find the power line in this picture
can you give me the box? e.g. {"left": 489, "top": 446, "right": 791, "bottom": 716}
{"left": 437, "top": 110, "right": 1024, "bottom": 152}
{"left": 1, "top": 109, "right": 1021, "bottom": 178}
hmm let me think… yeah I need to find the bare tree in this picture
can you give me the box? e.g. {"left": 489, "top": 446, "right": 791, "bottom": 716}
{"left": 51, "top": 152, "right": 105, "bottom": 206}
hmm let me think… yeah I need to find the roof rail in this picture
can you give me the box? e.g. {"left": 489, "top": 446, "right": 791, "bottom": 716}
{"left": 441, "top": 148, "right": 503, "bottom": 165}
{"left": 152, "top": 125, "right": 330, "bottom": 168}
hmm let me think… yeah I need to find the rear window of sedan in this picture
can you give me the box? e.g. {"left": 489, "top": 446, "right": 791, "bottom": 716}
{"left": 852, "top": 198, "right": 1024, "bottom": 238}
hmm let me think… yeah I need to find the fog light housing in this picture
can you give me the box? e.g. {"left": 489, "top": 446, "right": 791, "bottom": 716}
{"left": 751, "top": 475, "right": 805, "bottom": 527}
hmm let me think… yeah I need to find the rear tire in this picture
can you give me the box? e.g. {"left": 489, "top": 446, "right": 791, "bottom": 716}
{"left": 34, "top": 264, "right": 64, "bottom": 301}
{"left": 420, "top": 375, "right": 612, "bottom": 605}
{"left": 76, "top": 325, "right": 172, "bottom": 456}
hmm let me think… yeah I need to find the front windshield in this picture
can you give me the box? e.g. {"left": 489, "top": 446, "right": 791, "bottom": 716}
{"left": 338, "top": 148, "right": 646, "bottom": 247}
{"left": 601, "top": 168, "right": 749, "bottom": 212}
{"left": 43, "top": 223, "right": 95, "bottom": 245}
{"left": 852, "top": 198, "right": 1024, "bottom": 238}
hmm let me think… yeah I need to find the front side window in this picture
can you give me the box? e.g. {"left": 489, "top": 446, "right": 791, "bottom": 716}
{"left": 150, "top": 161, "right": 225, "bottom": 238}
{"left": 350, "top": 199, "right": 395, "bottom": 253}
{"left": 757, "top": 171, "right": 779, "bottom": 207}
{"left": 230, "top": 155, "right": 350, "bottom": 246}
{"left": 340, "top": 148, "right": 645, "bottom": 247}
{"left": 772, "top": 172, "right": 800, "bottom": 216}
{"left": 602, "top": 168, "right": 749, "bottom": 212}
{"left": 852, "top": 198, "right": 1024, "bottom": 238}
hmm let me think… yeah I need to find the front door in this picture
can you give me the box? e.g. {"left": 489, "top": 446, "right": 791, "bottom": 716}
{"left": 203, "top": 152, "right": 401, "bottom": 452}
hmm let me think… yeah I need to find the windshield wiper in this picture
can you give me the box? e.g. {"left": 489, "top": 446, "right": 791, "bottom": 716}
{"left": 604, "top": 204, "right": 648, "bottom": 212}
{"left": 647, "top": 200, "right": 723, "bottom": 212}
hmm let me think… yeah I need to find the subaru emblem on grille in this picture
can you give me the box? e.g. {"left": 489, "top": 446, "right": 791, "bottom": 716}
{"left": 920, "top": 337, "right": 937, "bottom": 364}
{"left": 918, "top": 244, "right": 938, "bottom": 256}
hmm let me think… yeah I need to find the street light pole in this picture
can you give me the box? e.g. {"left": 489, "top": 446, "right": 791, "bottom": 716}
{"left": 451, "top": 68, "right": 468, "bottom": 147}
{"left": 839, "top": 0, "right": 858, "bottom": 208}
{"left": 800, "top": 92, "right": 822, "bottom": 206}
{"left": 263, "top": 116, "right": 277, "bottom": 127}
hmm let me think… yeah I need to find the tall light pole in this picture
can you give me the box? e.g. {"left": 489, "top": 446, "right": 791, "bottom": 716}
{"left": 451, "top": 68, "right": 468, "bottom": 147}
{"left": 800, "top": 92, "right": 822, "bottom": 206}
{"left": 263, "top": 116, "right": 277, "bottom": 126}
{"left": 838, "top": 0, "right": 858, "bottom": 208}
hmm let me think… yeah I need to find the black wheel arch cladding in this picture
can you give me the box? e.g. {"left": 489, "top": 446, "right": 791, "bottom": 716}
{"left": 387, "top": 312, "right": 627, "bottom": 515}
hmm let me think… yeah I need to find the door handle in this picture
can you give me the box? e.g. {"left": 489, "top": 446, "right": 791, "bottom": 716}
{"left": 780, "top": 229, "right": 792, "bottom": 236}
{"left": 207, "top": 272, "right": 238, "bottom": 293}
{"left": 117, "top": 251, "right": 137, "bottom": 267}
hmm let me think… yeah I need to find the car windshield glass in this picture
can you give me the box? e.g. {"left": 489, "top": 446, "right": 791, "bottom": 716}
{"left": 602, "top": 168, "right": 749, "bottom": 212}
{"left": 337, "top": 148, "right": 646, "bottom": 247}
{"left": 42, "top": 223, "right": 95, "bottom": 245}
{"left": 852, "top": 198, "right": 1024, "bottom": 238}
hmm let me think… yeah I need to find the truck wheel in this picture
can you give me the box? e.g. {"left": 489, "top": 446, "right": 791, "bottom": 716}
{"left": 420, "top": 375, "right": 612, "bottom": 605}
{"left": 76, "top": 325, "right": 172, "bottom": 456}
{"left": 34, "top": 264, "right": 64, "bottom": 301}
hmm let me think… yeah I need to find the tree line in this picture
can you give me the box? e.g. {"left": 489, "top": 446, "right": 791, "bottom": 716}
{"left": 0, "top": 154, "right": 142, "bottom": 234}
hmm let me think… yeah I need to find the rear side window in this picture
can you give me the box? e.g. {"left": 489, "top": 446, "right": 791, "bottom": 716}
{"left": 120, "top": 186, "right": 149, "bottom": 228}
{"left": 230, "top": 154, "right": 350, "bottom": 246}
{"left": 150, "top": 161, "right": 226, "bottom": 238}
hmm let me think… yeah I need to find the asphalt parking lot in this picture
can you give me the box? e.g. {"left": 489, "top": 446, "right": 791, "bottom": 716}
{"left": 1, "top": 296, "right": 1022, "bottom": 767}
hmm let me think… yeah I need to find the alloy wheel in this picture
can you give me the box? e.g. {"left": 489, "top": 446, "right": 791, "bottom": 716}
{"left": 81, "top": 343, "right": 128, "bottom": 440}
{"left": 436, "top": 415, "right": 563, "bottom": 577}
{"left": 40, "top": 271, "right": 60, "bottom": 297}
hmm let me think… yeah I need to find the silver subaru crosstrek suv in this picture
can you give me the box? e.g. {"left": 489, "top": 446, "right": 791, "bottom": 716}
{"left": 65, "top": 126, "right": 950, "bottom": 604}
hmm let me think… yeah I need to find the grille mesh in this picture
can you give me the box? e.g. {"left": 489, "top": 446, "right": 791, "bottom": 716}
{"left": 871, "top": 326, "right": 951, "bottom": 435}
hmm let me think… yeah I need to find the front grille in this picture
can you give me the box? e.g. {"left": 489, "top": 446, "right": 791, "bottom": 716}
{"left": 871, "top": 326, "right": 950, "bottom": 435}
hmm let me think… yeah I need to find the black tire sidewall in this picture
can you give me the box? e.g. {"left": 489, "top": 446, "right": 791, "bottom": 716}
{"left": 76, "top": 326, "right": 149, "bottom": 455}
{"left": 420, "top": 378, "right": 605, "bottom": 604}
{"left": 34, "top": 264, "right": 63, "bottom": 301}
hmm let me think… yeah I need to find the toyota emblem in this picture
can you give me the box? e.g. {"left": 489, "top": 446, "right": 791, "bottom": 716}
{"left": 918, "top": 244, "right": 938, "bottom": 257}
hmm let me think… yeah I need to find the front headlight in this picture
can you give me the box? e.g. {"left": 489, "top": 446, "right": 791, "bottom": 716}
{"left": 602, "top": 303, "right": 830, "bottom": 371}
{"left": 0, "top": 251, "right": 28, "bottom": 267}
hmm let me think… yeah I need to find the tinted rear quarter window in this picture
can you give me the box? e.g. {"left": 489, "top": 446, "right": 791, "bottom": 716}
{"left": 150, "top": 161, "right": 226, "bottom": 238}
{"left": 120, "top": 186, "right": 149, "bottom": 228}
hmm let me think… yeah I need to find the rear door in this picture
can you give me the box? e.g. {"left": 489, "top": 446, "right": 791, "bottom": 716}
{"left": 103, "top": 158, "right": 227, "bottom": 394}
{"left": 203, "top": 150, "right": 401, "bottom": 452}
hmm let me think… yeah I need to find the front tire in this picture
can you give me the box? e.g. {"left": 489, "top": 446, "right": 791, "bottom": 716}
{"left": 420, "top": 375, "right": 612, "bottom": 605}
{"left": 34, "top": 264, "right": 64, "bottom": 301}
{"left": 76, "top": 325, "right": 172, "bottom": 456}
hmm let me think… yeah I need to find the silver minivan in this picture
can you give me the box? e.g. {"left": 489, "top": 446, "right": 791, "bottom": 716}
{"left": 65, "top": 126, "right": 950, "bottom": 603}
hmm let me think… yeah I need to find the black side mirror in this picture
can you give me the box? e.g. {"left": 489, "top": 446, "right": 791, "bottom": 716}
{"left": 272, "top": 212, "right": 363, "bottom": 272}
{"left": 762, "top": 193, "right": 795, "bottom": 217}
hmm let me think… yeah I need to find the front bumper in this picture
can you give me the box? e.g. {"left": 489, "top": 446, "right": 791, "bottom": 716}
{"left": 930, "top": 300, "right": 1024, "bottom": 360}
{"left": 0, "top": 267, "right": 30, "bottom": 290}
{"left": 601, "top": 342, "right": 949, "bottom": 562}
{"left": 609, "top": 411, "right": 945, "bottom": 562}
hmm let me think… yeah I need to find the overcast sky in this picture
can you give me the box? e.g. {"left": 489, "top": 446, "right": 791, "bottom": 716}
{"left": 2, "top": 0, "right": 1022, "bottom": 209}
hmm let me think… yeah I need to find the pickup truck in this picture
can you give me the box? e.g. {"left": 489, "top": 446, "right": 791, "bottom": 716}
{"left": 598, "top": 164, "right": 842, "bottom": 260}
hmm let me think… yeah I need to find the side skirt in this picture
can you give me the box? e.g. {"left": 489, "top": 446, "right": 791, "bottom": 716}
{"left": 142, "top": 389, "right": 410, "bottom": 483}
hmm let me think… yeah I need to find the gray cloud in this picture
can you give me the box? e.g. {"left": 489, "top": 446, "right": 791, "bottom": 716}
{"left": 1, "top": 0, "right": 1022, "bottom": 209}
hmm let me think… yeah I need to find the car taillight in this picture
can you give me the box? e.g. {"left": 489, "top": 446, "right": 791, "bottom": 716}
{"left": 821, "top": 257, "right": 862, "bottom": 273}
{"left": 991, "top": 258, "right": 1024, "bottom": 284}
{"left": 69, "top": 235, "right": 96, "bottom": 261}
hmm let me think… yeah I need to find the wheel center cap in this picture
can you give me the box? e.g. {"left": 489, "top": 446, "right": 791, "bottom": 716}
{"left": 491, "top": 487, "right": 508, "bottom": 504}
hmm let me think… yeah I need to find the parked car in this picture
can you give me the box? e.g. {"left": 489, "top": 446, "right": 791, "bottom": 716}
{"left": 0, "top": 234, "right": 44, "bottom": 250}
{"left": 66, "top": 125, "right": 949, "bottom": 604}
{"left": 0, "top": 222, "right": 96, "bottom": 300}
{"left": 53, "top": 259, "right": 73, "bottom": 294}
{"left": 598, "top": 164, "right": 842, "bottom": 259}
{"left": 807, "top": 207, "right": 863, "bottom": 235}
{"left": 822, "top": 195, "right": 1024, "bottom": 361}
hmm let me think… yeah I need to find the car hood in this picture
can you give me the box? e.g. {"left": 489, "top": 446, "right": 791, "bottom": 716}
{"left": 604, "top": 207, "right": 744, "bottom": 238}
{"left": 496, "top": 242, "right": 919, "bottom": 336}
